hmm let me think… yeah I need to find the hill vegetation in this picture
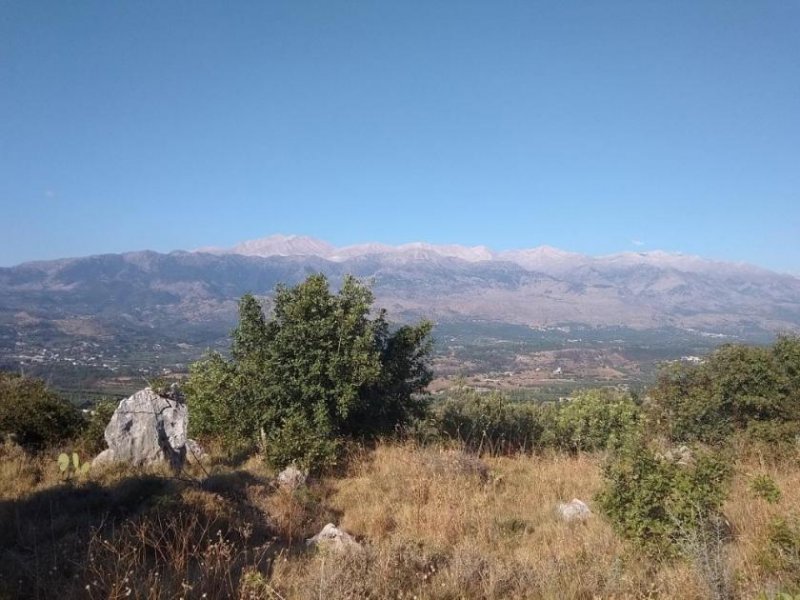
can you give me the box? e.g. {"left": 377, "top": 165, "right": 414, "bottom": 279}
{"left": 1, "top": 274, "right": 800, "bottom": 599}
{"left": 185, "top": 274, "right": 433, "bottom": 469}
{"left": 3, "top": 239, "right": 799, "bottom": 396}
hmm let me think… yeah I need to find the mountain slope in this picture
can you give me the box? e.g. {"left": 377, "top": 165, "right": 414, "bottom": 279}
{"left": 1, "top": 237, "right": 799, "bottom": 379}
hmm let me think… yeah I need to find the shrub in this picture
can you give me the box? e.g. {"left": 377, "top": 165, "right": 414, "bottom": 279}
{"left": 649, "top": 337, "right": 800, "bottom": 445}
{"left": 758, "top": 516, "right": 800, "bottom": 588}
{"left": 431, "top": 387, "right": 640, "bottom": 455}
{"left": 77, "top": 399, "right": 117, "bottom": 455}
{"left": 743, "top": 419, "right": 800, "bottom": 450}
{"left": 263, "top": 409, "right": 341, "bottom": 472}
{"left": 0, "top": 372, "right": 83, "bottom": 450}
{"left": 750, "top": 474, "right": 782, "bottom": 504}
{"left": 648, "top": 361, "right": 730, "bottom": 443}
{"left": 597, "top": 436, "right": 732, "bottom": 557}
{"left": 555, "top": 388, "right": 640, "bottom": 452}
{"left": 434, "top": 388, "right": 550, "bottom": 454}
{"left": 185, "top": 352, "right": 257, "bottom": 454}
{"left": 186, "top": 275, "right": 433, "bottom": 471}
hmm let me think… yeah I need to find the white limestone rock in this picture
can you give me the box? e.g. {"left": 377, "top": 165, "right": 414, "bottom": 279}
{"left": 306, "top": 523, "right": 361, "bottom": 552}
{"left": 557, "top": 498, "right": 592, "bottom": 522}
{"left": 91, "top": 448, "right": 116, "bottom": 468}
{"left": 276, "top": 465, "right": 308, "bottom": 489}
{"left": 99, "top": 387, "right": 188, "bottom": 470}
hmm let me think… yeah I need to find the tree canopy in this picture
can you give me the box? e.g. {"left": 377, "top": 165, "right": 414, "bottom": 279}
{"left": 186, "top": 274, "right": 433, "bottom": 470}
{"left": 648, "top": 335, "right": 800, "bottom": 443}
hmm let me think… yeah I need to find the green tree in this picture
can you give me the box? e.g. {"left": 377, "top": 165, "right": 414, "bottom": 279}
{"left": 351, "top": 316, "right": 434, "bottom": 436}
{"left": 648, "top": 338, "right": 800, "bottom": 444}
{"left": 186, "top": 274, "right": 433, "bottom": 470}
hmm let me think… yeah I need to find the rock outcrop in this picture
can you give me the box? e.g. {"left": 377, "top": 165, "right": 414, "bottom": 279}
{"left": 276, "top": 465, "right": 308, "bottom": 489}
{"left": 306, "top": 523, "right": 361, "bottom": 552}
{"left": 92, "top": 387, "right": 187, "bottom": 470}
{"left": 557, "top": 498, "right": 592, "bottom": 522}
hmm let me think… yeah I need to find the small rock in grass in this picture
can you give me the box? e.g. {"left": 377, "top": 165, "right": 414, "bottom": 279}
{"left": 276, "top": 465, "right": 308, "bottom": 489}
{"left": 306, "top": 523, "right": 361, "bottom": 552}
{"left": 557, "top": 498, "right": 592, "bottom": 522}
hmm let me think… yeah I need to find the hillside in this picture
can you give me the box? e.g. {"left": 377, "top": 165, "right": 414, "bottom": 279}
{"left": 2, "top": 235, "right": 799, "bottom": 390}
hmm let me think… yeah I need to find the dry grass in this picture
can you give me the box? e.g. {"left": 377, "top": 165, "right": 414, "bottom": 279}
{"left": 725, "top": 455, "right": 800, "bottom": 597}
{"left": 269, "top": 443, "right": 708, "bottom": 599}
{"left": 1, "top": 440, "right": 799, "bottom": 599}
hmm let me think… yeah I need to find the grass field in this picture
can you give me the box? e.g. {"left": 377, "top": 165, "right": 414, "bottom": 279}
{"left": 1, "top": 440, "right": 799, "bottom": 599}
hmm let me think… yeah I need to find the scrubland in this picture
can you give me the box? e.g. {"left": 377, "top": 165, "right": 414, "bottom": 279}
{"left": 3, "top": 282, "right": 800, "bottom": 599}
{"left": 1, "top": 440, "right": 799, "bottom": 600}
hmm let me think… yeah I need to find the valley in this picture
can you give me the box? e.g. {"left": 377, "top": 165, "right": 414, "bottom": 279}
{"left": 1, "top": 236, "right": 796, "bottom": 401}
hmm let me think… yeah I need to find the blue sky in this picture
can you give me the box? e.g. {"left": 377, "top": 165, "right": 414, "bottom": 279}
{"left": 1, "top": 1, "right": 798, "bottom": 271}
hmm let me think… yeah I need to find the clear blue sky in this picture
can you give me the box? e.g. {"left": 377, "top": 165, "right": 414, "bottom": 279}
{"left": 1, "top": 1, "right": 798, "bottom": 270}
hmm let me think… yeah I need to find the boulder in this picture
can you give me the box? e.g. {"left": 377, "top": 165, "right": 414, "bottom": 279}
{"left": 91, "top": 448, "right": 115, "bottom": 467}
{"left": 306, "top": 523, "right": 361, "bottom": 552}
{"left": 276, "top": 465, "right": 308, "bottom": 489}
{"left": 93, "top": 387, "right": 187, "bottom": 470}
{"left": 557, "top": 498, "right": 592, "bottom": 522}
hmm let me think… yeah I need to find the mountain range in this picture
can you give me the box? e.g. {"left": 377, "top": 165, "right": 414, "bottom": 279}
{"left": 1, "top": 234, "right": 799, "bottom": 379}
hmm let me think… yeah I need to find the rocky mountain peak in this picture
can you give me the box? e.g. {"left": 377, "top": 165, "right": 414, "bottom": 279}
{"left": 228, "top": 234, "right": 336, "bottom": 258}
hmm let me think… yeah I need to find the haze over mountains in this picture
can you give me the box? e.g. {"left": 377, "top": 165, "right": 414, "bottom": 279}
{"left": 1, "top": 233, "right": 799, "bottom": 381}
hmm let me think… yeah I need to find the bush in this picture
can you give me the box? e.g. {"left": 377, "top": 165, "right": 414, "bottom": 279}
{"left": 263, "top": 409, "right": 341, "bottom": 472}
{"left": 433, "top": 388, "right": 551, "bottom": 455}
{"left": 431, "top": 387, "right": 639, "bottom": 455}
{"left": 77, "top": 398, "right": 117, "bottom": 455}
{"left": 184, "top": 352, "right": 256, "bottom": 454}
{"left": 758, "top": 516, "right": 800, "bottom": 588}
{"left": 597, "top": 436, "right": 732, "bottom": 557}
{"left": 0, "top": 372, "right": 83, "bottom": 450}
{"left": 186, "top": 275, "right": 433, "bottom": 471}
{"left": 743, "top": 419, "right": 800, "bottom": 451}
{"left": 649, "top": 337, "right": 800, "bottom": 444}
{"left": 555, "top": 388, "right": 640, "bottom": 452}
{"left": 750, "top": 474, "right": 782, "bottom": 504}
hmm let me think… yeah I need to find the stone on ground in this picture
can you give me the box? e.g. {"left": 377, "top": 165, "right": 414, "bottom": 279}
{"left": 557, "top": 498, "right": 592, "bottom": 522}
{"left": 306, "top": 523, "right": 361, "bottom": 552}
{"left": 276, "top": 465, "right": 308, "bottom": 489}
{"left": 92, "top": 387, "right": 187, "bottom": 470}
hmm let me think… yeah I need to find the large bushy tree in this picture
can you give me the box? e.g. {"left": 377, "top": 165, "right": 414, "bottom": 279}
{"left": 186, "top": 274, "right": 433, "bottom": 469}
{"left": 649, "top": 336, "right": 800, "bottom": 443}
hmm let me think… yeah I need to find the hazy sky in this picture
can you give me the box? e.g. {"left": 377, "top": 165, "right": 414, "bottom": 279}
{"left": 1, "top": 1, "right": 798, "bottom": 270}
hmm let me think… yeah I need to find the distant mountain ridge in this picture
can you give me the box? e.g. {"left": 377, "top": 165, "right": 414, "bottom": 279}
{"left": 1, "top": 234, "right": 799, "bottom": 376}
{"left": 199, "top": 234, "right": 767, "bottom": 276}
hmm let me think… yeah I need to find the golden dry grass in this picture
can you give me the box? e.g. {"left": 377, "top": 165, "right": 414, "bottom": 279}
{"left": 269, "top": 443, "right": 709, "bottom": 599}
{"left": 1, "top": 440, "right": 799, "bottom": 599}
{"left": 725, "top": 457, "right": 800, "bottom": 596}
